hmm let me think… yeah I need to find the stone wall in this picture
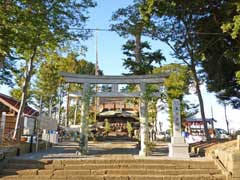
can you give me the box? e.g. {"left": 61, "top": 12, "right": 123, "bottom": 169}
{"left": 206, "top": 137, "right": 240, "bottom": 180}
{"left": 0, "top": 141, "right": 52, "bottom": 159}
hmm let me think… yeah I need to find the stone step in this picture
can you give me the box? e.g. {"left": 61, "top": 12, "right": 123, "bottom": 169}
{"left": 0, "top": 167, "right": 222, "bottom": 176}
{"left": 7, "top": 159, "right": 51, "bottom": 164}
{"left": 5, "top": 163, "right": 47, "bottom": 169}
{"left": 6, "top": 161, "right": 217, "bottom": 171}
{"left": 0, "top": 174, "right": 226, "bottom": 180}
{"left": 0, "top": 167, "right": 223, "bottom": 176}
{"left": 61, "top": 163, "right": 218, "bottom": 170}
{"left": 52, "top": 169, "right": 222, "bottom": 176}
{"left": 1, "top": 159, "right": 225, "bottom": 180}
{"left": 51, "top": 159, "right": 215, "bottom": 165}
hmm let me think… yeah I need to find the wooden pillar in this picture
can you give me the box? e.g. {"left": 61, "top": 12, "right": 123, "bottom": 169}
{"left": 79, "top": 83, "right": 90, "bottom": 155}
{"left": 139, "top": 83, "right": 149, "bottom": 156}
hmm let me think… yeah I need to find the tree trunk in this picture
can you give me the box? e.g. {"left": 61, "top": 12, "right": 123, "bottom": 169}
{"left": 134, "top": 33, "right": 141, "bottom": 63}
{"left": 13, "top": 47, "right": 37, "bottom": 140}
{"left": 0, "top": 55, "right": 4, "bottom": 69}
{"left": 49, "top": 96, "right": 53, "bottom": 118}
{"left": 224, "top": 103, "right": 230, "bottom": 134}
{"left": 191, "top": 64, "right": 211, "bottom": 142}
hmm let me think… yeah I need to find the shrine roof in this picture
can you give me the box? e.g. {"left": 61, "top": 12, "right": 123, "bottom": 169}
{"left": 0, "top": 93, "right": 38, "bottom": 116}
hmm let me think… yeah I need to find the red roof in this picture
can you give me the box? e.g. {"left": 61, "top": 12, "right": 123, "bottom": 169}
{"left": 0, "top": 93, "right": 39, "bottom": 116}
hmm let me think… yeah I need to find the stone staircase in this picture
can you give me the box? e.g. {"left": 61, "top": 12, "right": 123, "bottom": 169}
{"left": 0, "top": 158, "right": 226, "bottom": 180}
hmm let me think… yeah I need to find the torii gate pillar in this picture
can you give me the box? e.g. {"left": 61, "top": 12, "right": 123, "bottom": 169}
{"left": 79, "top": 83, "right": 90, "bottom": 155}
{"left": 139, "top": 83, "right": 149, "bottom": 156}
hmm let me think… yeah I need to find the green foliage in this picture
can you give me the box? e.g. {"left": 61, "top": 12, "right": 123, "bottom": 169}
{"left": 111, "top": 0, "right": 162, "bottom": 69}
{"left": 34, "top": 51, "right": 99, "bottom": 111}
{"left": 122, "top": 40, "right": 165, "bottom": 75}
{"left": 237, "top": 71, "right": 240, "bottom": 84}
{"left": 104, "top": 119, "right": 111, "bottom": 135}
{"left": 0, "top": 0, "right": 96, "bottom": 127}
{"left": 68, "top": 104, "right": 81, "bottom": 125}
{"left": 192, "top": 1, "right": 240, "bottom": 108}
{"left": 153, "top": 64, "right": 197, "bottom": 134}
{"left": 110, "top": 1, "right": 150, "bottom": 38}
{"left": 154, "top": 64, "right": 191, "bottom": 100}
{"left": 221, "top": 2, "right": 240, "bottom": 39}
{"left": 141, "top": 0, "right": 219, "bottom": 140}
{"left": 127, "top": 121, "right": 133, "bottom": 136}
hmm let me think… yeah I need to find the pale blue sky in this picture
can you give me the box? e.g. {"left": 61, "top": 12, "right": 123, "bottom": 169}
{"left": 1, "top": 0, "right": 239, "bottom": 131}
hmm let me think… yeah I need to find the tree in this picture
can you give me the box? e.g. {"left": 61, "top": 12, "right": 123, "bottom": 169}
{"left": 110, "top": 0, "right": 156, "bottom": 67}
{"left": 34, "top": 51, "right": 101, "bottom": 125}
{"left": 153, "top": 64, "right": 197, "bottom": 135}
{"left": 122, "top": 40, "right": 165, "bottom": 75}
{"left": 111, "top": 1, "right": 165, "bottom": 131}
{"left": 141, "top": 0, "right": 215, "bottom": 141}
{"left": 0, "top": 0, "right": 19, "bottom": 86}
{"left": 1, "top": 0, "right": 97, "bottom": 140}
{"left": 192, "top": 1, "right": 240, "bottom": 108}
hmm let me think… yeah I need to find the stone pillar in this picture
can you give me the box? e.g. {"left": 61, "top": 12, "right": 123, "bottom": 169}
{"left": 169, "top": 99, "right": 189, "bottom": 158}
{"left": 79, "top": 83, "right": 90, "bottom": 155}
{"left": 139, "top": 83, "right": 149, "bottom": 156}
{"left": 0, "top": 112, "right": 6, "bottom": 144}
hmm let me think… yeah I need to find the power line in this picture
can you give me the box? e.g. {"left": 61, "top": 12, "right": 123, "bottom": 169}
{"left": 72, "top": 27, "right": 228, "bottom": 36}
{"left": 0, "top": 24, "right": 230, "bottom": 36}
{"left": 70, "top": 28, "right": 112, "bottom": 32}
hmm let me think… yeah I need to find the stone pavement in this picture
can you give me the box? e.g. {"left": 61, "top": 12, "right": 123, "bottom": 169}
{"left": 11, "top": 140, "right": 171, "bottom": 160}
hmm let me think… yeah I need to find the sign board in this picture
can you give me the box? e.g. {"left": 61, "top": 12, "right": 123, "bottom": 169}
{"left": 172, "top": 99, "right": 181, "bottom": 136}
{"left": 38, "top": 115, "right": 57, "bottom": 131}
{"left": 23, "top": 117, "right": 35, "bottom": 135}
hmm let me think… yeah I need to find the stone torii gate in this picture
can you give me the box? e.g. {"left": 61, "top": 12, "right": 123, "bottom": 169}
{"left": 61, "top": 72, "right": 168, "bottom": 156}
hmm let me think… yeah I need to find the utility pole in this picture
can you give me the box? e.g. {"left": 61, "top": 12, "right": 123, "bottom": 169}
{"left": 94, "top": 29, "right": 99, "bottom": 123}
{"left": 95, "top": 29, "right": 99, "bottom": 77}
